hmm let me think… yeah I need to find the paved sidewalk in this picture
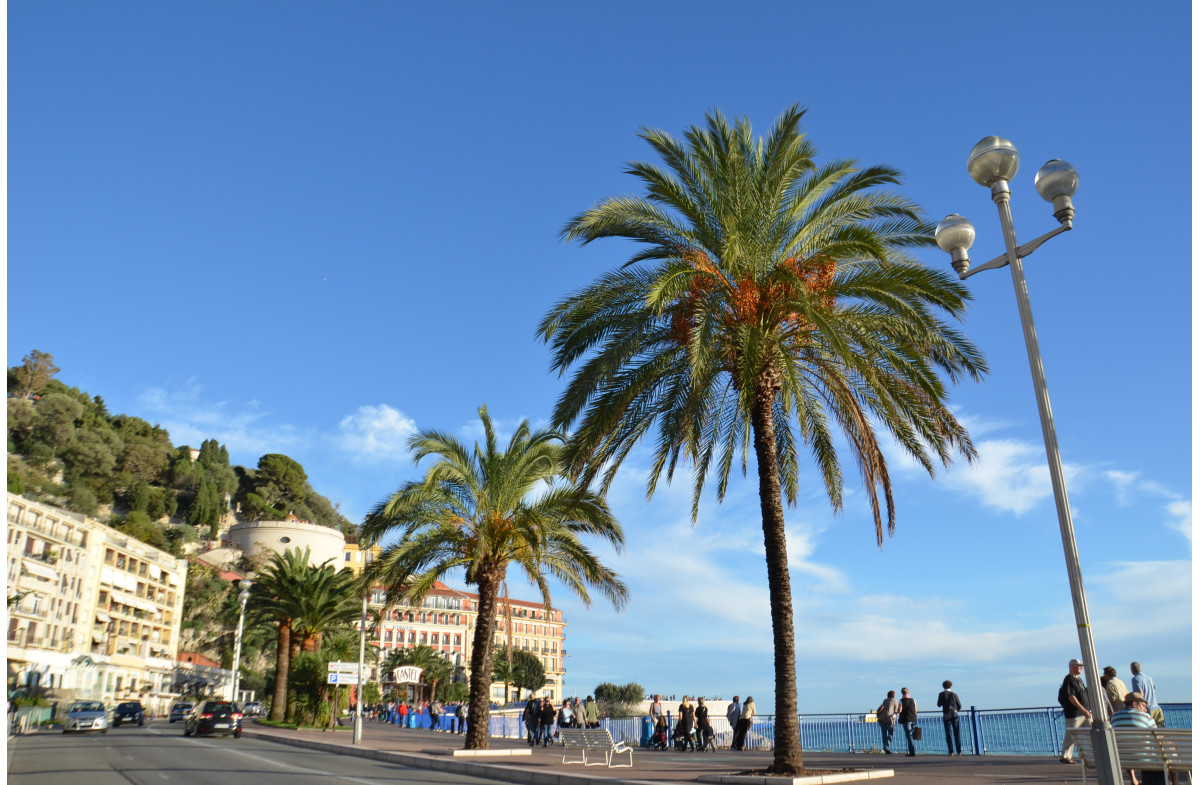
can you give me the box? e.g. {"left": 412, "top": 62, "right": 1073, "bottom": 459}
{"left": 242, "top": 719, "right": 1093, "bottom": 784}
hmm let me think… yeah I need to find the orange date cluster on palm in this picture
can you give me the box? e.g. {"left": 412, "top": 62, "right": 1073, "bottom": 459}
{"left": 667, "top": 250, "right": 836, "bottom": 349}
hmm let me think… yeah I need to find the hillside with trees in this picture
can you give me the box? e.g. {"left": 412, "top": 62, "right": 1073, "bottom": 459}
{"left": 7, "top": 349, "right": 355, "bottom": 557}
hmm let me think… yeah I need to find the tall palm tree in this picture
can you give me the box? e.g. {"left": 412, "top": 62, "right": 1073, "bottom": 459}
{"left": 538, "top": 106, "right": 987, "bottom": 775}
{"left": 360, "top": 405, "right": 629, "bottom": 750}
{"left": 246, "top": 547, "right": 313, "bottom": 722}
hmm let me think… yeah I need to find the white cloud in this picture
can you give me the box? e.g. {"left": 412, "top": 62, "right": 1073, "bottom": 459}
{"left": 939, "top": 439, "right": 1085, "bottom": 514}
{"left": 337, "top": 404, "right": 418, "bottom": 462}
{"left": 137, "top": 381, "right": 307, "bottom": 460}
{"left": 1103, "top": 470, "right": 1191, "bottom": 542}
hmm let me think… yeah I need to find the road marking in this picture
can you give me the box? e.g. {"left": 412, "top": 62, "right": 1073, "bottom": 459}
{"left": 157, "top": 773, "right": 169, "bottom": 780}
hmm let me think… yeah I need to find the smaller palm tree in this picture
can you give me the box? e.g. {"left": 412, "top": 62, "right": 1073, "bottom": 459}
{"left": 246, "top": 547, "right": 312, "bottom": 722}
{"left": 361, "top": 405, "right": 628, "bottom": 750}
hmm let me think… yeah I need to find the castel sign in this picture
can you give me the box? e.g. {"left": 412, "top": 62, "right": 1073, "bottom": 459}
{"left": 392, "top": 666, "right": 423, "bottom": 684}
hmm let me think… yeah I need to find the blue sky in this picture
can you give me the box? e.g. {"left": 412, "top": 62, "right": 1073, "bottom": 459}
{"left": 8, "top": 2, "right": 1191, "bottom": 714}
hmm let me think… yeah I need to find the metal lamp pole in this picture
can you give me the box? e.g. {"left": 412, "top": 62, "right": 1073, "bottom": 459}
{"left": 230, "top": 579, "right": 252, "bottom": 703}
{"left": 935, "top": 137, "right": 1119, "bottom": 785}
{"left": 354, "top": 592, "right": 367, "bottom": 745}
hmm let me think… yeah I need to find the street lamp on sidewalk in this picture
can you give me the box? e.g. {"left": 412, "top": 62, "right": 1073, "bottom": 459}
{"left": 934, "top": 137, "right": 1119, "bottom": 785}
{"left": 230, "top": 578, "right": 252, "bottom": 703}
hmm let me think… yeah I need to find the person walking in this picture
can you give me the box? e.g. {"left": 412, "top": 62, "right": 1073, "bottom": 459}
{"left": 735, "top": 696, "right": 756, "bottom": 751}
{"left": 557, "top": 699, "right": 575, "bottom": 734}
{"left": 695, "top": 697, "right": 714, "bottom": 752}
{"left": 898, "top": 688, "right": 918, "bottom": 757}
{"left": 677, "top": 696, "right": 696, "bottom": 751}
{"left": 650, "top": 694, "right": 664, "bottom": 729}
{"left": 876, "top": 690, "right": 900, "bottom": 754}
{"left": 1130, "top": 662, "right": 1164, "bottom": 727}
{"left": 455, "top": 701, "right": 467, "bottom": 734}
{"left": 428, "top": 699, "right": 441, "bottom": 731}
{"left": 936, "top": 680, "right": 963, "bottom": 755}
{"left": 539, "top": 697, "right": 557, "bottom": 746}
{"left": 524, "top": 694, "right": 540, "bottom": 746}
{"left": 1101, "top": 666, "right": 1129, "bottom": 715}
{"left": 726, "top": 696, "right": 741, "bottom": 750}
{"left": 1059, "top": 659, "right": 1092, "bottom": 763}
{"left": 398, "top": 701, "right": 408, "bottom": 727}
{"left": 583, "top": 695, "right": 600, "bottom": 729}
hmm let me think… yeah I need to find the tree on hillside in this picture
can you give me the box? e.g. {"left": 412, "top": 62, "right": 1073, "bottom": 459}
{"left": 256, "top": 454, "right": 308, "bottom": 508}
{"left": 33, "top": 393, "right": 84, "bottom": 459}
{"left": 360, "top": 405, "right": 629, "bottom": 750}
{"left": 539, "top": 106, "right": 987, "bottom": 775}
{"left": 9, "top": 350, "right": 59, "bottom": 399}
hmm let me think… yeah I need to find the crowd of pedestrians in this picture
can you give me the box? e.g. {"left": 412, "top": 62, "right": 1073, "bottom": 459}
{"left": 368, "top": 699, "right": 467, "bottom": 733}
{"left": 522, "top": 694, "right": 601, "bottom": 746}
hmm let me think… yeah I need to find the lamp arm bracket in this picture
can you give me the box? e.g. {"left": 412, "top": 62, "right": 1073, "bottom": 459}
{"left": 961, "top": 222, "right": 1073, "bottom": 279}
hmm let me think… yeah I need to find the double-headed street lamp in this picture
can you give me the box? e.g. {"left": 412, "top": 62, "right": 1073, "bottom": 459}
{"left": 934, "top": 137, "right": 1120, "bottom": 785}
{"left": 230, "top": 578, "right": 252, "bottom": 704}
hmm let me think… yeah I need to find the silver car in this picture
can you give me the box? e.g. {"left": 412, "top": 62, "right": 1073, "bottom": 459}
{"left": 63, "top": 700, "right": 109, "bottom": 734}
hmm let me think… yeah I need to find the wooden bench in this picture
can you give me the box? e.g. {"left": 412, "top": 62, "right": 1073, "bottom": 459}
{"left": 1067, "top": 727, "right": 1191, "bottom": 783}
{"left": 557, "top": 727, "right": 633, "bottom": 767}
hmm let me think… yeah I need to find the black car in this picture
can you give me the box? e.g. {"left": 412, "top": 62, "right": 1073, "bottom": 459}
{"left": 183, "top": 700, "right": 242, "bottom": 738}
{"left": 113, "top": 701, "right": 145, "bottom": 727}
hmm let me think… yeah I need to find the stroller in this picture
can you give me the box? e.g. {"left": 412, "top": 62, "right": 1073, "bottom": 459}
{"left": 672, "top": 724, "right": 696, "bottom": 752}
{"left": 648, "top": 718, "right": 669, "bottom": 750}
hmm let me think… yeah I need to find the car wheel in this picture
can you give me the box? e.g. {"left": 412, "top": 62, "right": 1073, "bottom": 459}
{"left": 234, "top": 731, "right": 241, "bottom": 739}
{"left": 62, "top": 729, "right": 70, "bottom": 734}
{"left": 184, "top": 726, "right": 192, "bottom": 736}
{"left": 139, "top": 719, "right": 144, "bottom": 726}
{"left": 101, "top": 729, "right": 107, "bottom": 734}
{"left": 114, "top": 720, "right": 121, "bottom": 728}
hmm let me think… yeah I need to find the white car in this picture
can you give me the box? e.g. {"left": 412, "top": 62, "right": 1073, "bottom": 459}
{"left": 63, "top": 700, "right": 109, "bottom": 734}
{"left": 243, "top": 701, "right": 263, "bottom": 717}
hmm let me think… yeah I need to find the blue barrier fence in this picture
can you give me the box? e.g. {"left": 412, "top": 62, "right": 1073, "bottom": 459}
{"left": 409, "top": 703, "right": 1190, "bottom": 756}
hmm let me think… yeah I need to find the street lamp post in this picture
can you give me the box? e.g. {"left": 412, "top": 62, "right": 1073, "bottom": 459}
{"left": 934, "top": 137, "right": 1120, "bottom": 785}
{"left": 230, "top": 579, "right": 252, "bottom": 704}
{"left": 354, "top": 592, "right": 367, "bottom": 745}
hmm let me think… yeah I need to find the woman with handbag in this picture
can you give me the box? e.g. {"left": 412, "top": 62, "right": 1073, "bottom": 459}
{"left": 898, "top": 688, "right": 919, "bottom": 756}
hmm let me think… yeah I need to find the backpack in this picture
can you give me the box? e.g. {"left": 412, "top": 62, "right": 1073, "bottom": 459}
{"left": 1057, "top": 680, "right": 1071, "bottom": 710}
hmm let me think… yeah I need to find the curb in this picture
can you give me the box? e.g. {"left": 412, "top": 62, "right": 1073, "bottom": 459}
{"left": 241, "top": 729, "right": 668, "bottom": 785}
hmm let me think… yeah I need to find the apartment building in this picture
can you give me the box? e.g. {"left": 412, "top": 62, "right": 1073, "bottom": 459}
{"left": 347, "top": 534, "right": 567, "bottom": 703}
{"left": 6, "top": 493, "right": 188, "bottom": 714}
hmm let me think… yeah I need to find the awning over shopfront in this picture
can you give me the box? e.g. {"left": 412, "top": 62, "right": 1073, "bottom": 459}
{"left": 21, "top": 559, "right": 58, "bottom": 581}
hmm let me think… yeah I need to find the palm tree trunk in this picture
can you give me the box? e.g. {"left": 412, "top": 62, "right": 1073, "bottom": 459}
{"left": 269, "top": 621, "right": 291, "bottom": 722}
{"left": 464, "top": 567, "right": 501, "bottom": 750}
{"left": 750, "top": 379, "right": 805, "bottom": 775}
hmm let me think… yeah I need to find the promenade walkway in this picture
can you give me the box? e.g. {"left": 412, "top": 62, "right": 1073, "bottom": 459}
{"left": 242, "top": 719, "right": 1095, "bottom": 784}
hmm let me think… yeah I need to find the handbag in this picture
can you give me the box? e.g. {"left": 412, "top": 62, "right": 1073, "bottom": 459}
{"left": 913, "top": 726, "right": 922, "bottom": 741}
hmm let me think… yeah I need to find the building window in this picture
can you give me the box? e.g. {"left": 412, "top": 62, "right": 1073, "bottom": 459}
{"left": 454, "top": 635, "right": 461, "bottom": 646}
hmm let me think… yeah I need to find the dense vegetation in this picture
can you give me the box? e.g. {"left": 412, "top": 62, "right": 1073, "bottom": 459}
{"left": 7, "top": 350, "right": 355, "bottom": 556}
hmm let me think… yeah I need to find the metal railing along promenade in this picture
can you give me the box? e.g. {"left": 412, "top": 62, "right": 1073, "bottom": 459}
{"left": 481, "top": 703, "right": 1191, "bottom": 756}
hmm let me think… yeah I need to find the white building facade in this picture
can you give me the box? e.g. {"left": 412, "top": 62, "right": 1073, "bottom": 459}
{"left": 6, "top": 493, "right": 189, "bottom": 714}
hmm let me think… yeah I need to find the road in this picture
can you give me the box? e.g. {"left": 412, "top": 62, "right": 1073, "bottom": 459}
{"left": 6, "top": 722, "right": 501, "bottom": 785}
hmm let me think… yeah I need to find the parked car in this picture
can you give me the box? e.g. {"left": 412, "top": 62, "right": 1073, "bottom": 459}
{"left": 242, "top": 701, "right": 263, "bottom": 717}
{"left": 113, "top": 701, "right": 145, "bottom": 727}
{"left": 62, "top": 700, "right": 109, "bottom": 734}
{"left": 169, "top": 702, "right": 194, "bottom": 723}
{"left": 183, "top": 700, "right": 242, "bottom": 738}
